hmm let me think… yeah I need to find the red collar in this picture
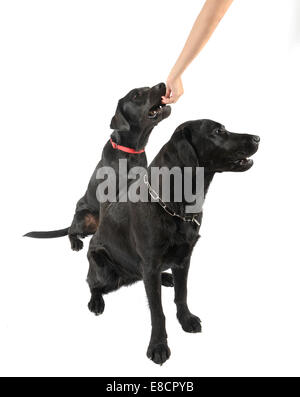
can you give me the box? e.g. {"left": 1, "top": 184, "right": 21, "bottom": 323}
{"left": 110, "top": 138, "right": 145, "bottom": 154}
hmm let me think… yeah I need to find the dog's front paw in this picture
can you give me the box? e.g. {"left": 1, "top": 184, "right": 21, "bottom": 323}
{"left": 161, "top": 272, "right": 174, "bottom": 287}
{"left": 70, "top": 236, "right": 83, "bottom": 251}
{"left": 88, "top": 294, "right": 105, "bottom": 316}
{"left": 147, "top": 341, "right": 171, "bottom": 365}
{"left": 178, "top": 313, "right": 202, "bottom": 333}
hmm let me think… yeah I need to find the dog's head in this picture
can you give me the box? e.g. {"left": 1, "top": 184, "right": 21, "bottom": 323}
{"left": 110, "top": 83, "right": 171, "bottom": 149}
{"left": 176, "top": 119, "right": 260, "bottom": 172}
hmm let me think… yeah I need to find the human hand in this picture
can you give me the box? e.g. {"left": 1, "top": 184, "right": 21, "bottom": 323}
{"left": 161, "top": 75, "right": 184, "bottom": 104}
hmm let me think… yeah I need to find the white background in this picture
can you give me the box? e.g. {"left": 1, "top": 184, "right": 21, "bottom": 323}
{"left": 0, "top": 0, "right": 299, "bottom": 377}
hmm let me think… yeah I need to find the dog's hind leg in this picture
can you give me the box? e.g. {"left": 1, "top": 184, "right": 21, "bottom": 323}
{"left": 69, "top": 234, "right": 84, "bottom": 252}
{"left": 87, "top": 247, "right": 115, "bottom": 315}
{"left": 69, "top": 210, "right": 99, "bottom": 251}
{"left": 172, "top": 260, "right": 202, "bottom": 333}
{"left": 86, "top": 246, "right": 140, "bottom": 315}
{"left": 88, "top": 286, "right": 105, "bottom": 315}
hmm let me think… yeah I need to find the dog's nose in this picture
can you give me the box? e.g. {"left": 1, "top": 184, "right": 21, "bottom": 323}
{"left": 252, "top": 135, "right": 260, "bottom": 143}
{"left": 158, "top": 83, "right": 166, "bottom": 91}
{"left": 153, "top": 82, "right": 164, "bottom": 90}
{"left": 151, "top": 83, "right": 167, "bottom": 98}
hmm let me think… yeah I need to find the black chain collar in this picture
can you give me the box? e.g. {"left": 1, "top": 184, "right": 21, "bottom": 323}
{"left": 143, "top": 175, "right": 201, "bottom": 227}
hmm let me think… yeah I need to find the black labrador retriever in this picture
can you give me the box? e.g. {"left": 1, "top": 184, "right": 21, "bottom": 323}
{"left": 86, "top": 119, "right": 260, "bottom": 365}
{"left": 25, "top": 83, "right": 171, "bottom": 252}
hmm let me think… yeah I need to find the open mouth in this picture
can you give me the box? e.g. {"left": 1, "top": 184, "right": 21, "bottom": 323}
{"left": 148, "top": 103, "right": 166, "bottom": 119}
{"left": 232, "top": 158, "right": 253, "bottom": 167}
{"left": 227, "top": 149, "right": 256, "bottom": 170}
{"left": 227, "top": 157, "right": 254, "bottom": 172}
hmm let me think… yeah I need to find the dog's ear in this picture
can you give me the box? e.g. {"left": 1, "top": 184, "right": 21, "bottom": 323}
{"left": 174, "top": 128, "right": 199, "bottom": 168}
{"left": 110, "top": 102, "right": 130, "bottom": 131}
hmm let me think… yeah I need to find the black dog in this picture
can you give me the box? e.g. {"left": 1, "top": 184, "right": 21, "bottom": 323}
{"left": 86, "top": 119, "right": 260, "bottom": 364}
{"left": 25, "top": 83, "right": 171, "bottom": 252}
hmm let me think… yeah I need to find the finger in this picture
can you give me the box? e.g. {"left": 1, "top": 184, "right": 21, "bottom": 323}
{"left": 165, "top": 96, "right": 176, "bottom": 104}
{"left": 170, "top": 93, "right": 179, "bottom": 103}
{"left": 161, "top": 96, "right": 171, "bottom": 104}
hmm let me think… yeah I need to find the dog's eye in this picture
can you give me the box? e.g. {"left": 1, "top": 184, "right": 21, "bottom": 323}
{"left": 216, "top": 129, "right": 226, "bottom": 135}
{"left": 132, "top": 92, "right": 141, "bottom": 100}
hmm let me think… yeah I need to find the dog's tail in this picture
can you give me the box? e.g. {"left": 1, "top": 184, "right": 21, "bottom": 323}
{"left": 24, "top": 227, "right": 69, "bottom": 239}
